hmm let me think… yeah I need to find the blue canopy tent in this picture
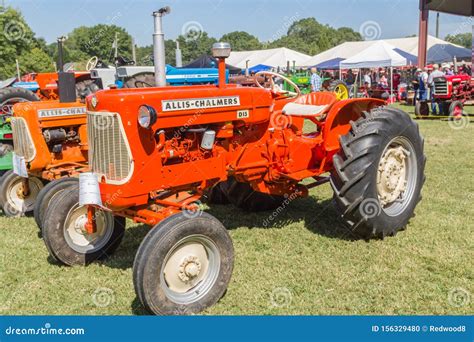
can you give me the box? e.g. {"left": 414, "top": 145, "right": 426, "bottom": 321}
{"left": 427, "top": 44, "right": 471, "bottom": 63}
{"left": 315, "top": 57, "right": 345, "bottom": 69}
{"left": 246, "top": 64, "right": 272, "bottom": 73}
{"left": 393, "top": 48, "right": 418, "bottom": 66}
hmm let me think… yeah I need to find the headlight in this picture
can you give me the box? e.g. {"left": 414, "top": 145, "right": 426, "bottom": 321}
{"left": 138, "top": 105, "right": 157, "bottom": 128}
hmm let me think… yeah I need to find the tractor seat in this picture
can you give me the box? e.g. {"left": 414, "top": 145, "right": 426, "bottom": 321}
{"left": 282, "top": 92, "right": 337, "bottom": 117}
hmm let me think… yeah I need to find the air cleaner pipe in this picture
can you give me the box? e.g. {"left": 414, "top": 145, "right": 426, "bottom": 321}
{"left": 153, "top": 7, "right": 170, "bottom": 87}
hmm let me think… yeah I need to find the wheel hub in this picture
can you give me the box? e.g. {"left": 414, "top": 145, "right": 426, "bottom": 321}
{"left": 377, "top": 145, "right": 409, "bottom": 206}
{"left": 178, "top": 256, "right": 202, "bottom": 282}
{"left": 163, "top": 241, "right": 209, "bottom": 293}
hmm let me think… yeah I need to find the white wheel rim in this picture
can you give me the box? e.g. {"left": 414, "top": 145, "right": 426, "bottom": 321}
{"left": 376, "top": 136, "right": 417, "bottom": 216}
{"left": 5, "top": 177, "right": 43, "bottom": 215}
{"left": 63, "top": 204, "right": 114, "bottom": 253}
{"left": 161, "top": 234, "right": 220, "bottom": 305}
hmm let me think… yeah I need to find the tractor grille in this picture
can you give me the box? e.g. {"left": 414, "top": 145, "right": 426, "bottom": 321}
{"left": 87, "top": 111, "right": 133, "bottom": 184}
{"left": 10, "top": 117, "right": 36, "bottom": 161}
{"left": 433, "top": 77, "right": 448, "bottom": 95}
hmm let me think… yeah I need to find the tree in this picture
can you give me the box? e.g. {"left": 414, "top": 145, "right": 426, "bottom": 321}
{"left": 176, "top": 31, "right": 217, "bottom": 64}
{"left": 64, "top": 25, "right": 133, "bottom": 64}
{"left": 269, "top": 18, "right": 362, "bottom": 55}
{"left": 18, "top": 48, "right": 55, "bottom": 74}
{"left": 445, "top": 32, "right": 472, "bottom": 49}
{"left": 0, "top": 6, "right": 50, "bottom": 78}
{"left": 219, "top": 31, "right": 262, "bottom": 51}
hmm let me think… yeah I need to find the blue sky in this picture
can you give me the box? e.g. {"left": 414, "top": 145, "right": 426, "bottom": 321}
{"left": 7, "top": 0, "right": 471, "bottom": 46}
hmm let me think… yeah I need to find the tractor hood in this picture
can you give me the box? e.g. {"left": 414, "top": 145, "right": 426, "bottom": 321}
{"left": 86, "top": 84, "right": 275, "bottom": 129}
{"left": 12, "top": 100, "right": 86, "bottom": 128}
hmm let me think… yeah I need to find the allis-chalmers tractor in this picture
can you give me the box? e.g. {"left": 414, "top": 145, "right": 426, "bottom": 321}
{"left": 40, "top": 8, "right": 425, "bottom": 315}
{"left": 432, "top": 73, "right": 474, "bottom": 116}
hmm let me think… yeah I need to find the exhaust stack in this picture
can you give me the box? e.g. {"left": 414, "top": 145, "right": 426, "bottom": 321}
{"left": 153, "top": 7, "right": 170, "bottom": 87}
{"left": 211, "top": 42, "right": 231, "bottom": 88}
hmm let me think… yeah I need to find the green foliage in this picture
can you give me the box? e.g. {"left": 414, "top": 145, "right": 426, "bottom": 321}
{"left": 17, "top": 47, "right": 54, "bottom": 74}
{"left": 269, "top": 18, "right": 362, "bottom": 55}
{"left": 445, "top": 32, "right": 472, "bottom": 49}
{"left": 64, "top": 24, "right": 133, "bottom": 64}
{"left": 176, "top": 31, "right": 217, "bottom": 65}
{"left": 0, "top": 6, "right": 51, "bottom": 78}
{"left": 220, "top": 31, "right": 262, "bottom": 51}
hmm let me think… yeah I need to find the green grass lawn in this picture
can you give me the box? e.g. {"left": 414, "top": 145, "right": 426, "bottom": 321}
{"left": 0, "top": 104, "right": 473, "bottom": 315}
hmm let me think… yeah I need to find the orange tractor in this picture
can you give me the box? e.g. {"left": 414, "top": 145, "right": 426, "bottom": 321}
{"left": 40, "top": 7, "right": 426, "bottom": 316}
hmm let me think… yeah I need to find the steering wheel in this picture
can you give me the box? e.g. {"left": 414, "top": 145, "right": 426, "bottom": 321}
{"left": 86, "top": 56, "right": 99, "bottom": 71}
{"left": 254, "top": 71, "right": 301, "bottom": 98}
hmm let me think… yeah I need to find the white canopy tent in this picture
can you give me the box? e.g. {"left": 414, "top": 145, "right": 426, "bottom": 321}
{"left": 303, "top": 35, "right": 470, "bottom": 67}
{"left": 339, "top": 41, "right": 408, "bottom": 99}
{"left": 340, "top": 41, "right": 407, "bottom": 68}
{"left": 227, "top": 47, "right": 310, "bottom": 69}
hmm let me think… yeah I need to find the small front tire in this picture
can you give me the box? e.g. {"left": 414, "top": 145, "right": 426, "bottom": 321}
{"left": 133, "top": 212, "right": 234, "bottom": 315}
{"left": 34, "top": 177, "right": 79, "bottom": 232}
{"left": 0, "top": 170, "right": 44, "bottom": 217}
{"left": 42, "top": 184, "right": 125, "bottom": 266}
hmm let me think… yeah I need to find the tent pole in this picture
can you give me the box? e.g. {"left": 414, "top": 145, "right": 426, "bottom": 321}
{"left": 390, "top": 67, "right": 393, "bottom": 102}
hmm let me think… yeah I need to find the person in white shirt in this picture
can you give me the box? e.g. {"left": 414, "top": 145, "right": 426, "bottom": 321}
{"left": 363, "top": 71, "right": 371, "bottom": 87}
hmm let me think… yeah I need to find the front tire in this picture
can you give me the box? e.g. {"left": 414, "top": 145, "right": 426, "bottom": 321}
{"left": 133, "top": 212, "right": 234, "bottom": 315}
{"left": 0, "top": 170, "right": 44, "bottom": 217}
{"left": 34, "top": 177, "right": 79, "bottom": 232}
{"left": 330, "top": 107, "right": 426, "bottom": 239}
{"left": 42, "top": 184, "right": 125, "bottom": 265}
{"left": 449, "top": 101, "right": 463, "bottom": 119}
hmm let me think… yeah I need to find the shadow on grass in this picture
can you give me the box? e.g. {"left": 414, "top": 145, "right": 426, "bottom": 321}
{"left": 207, "top": 195, "right": 358, "bottom": 241}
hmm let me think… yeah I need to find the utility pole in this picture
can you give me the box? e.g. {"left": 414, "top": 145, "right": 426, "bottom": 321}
{"left": 15, "top": 59, "right": 20, "bottom": 79}
{"left": 435, "top": 12, "right": 440, "bottom": 38}
{"left": 131, "top": 37, "right": 136, "bottom": 63}
{"left": 114, "top": 32, "right": 119, "bottom": 59}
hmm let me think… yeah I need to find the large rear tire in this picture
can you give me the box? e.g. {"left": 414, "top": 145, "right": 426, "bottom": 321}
{"left": 0, "top": 87, "right": 40, "bottom": 115}
{"left": 124, "top": 72, "right": 155, "bottom": 88}
{"left": 42, "top": 184, "right": 125, "bottom": 265}
{"left": 34, "top": 177, "right": 79, "bottom": 232}
{"left": 133, "top": 212, "right": 234, "bottom": 315}
{"left": 0, "top": 170, "right": 44, "bottom": 217}
{"left": 330, "top": 107, "right": 426, "bottom": 239}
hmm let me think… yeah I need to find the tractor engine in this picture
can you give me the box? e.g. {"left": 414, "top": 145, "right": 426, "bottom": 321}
{"left": 10, "top": 100, "right": 88, "bottom": 180}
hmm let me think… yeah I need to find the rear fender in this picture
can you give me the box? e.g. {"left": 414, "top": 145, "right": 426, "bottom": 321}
{"left": 322, "top": 98, "right": 384, "bottom": 153}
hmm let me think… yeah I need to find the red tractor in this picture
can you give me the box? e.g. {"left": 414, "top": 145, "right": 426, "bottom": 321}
{"left": 40, "top": 8, "right": 426, "bottom": 315}
{"left": 432, "top": 73, "right": 474, "bottom": 117}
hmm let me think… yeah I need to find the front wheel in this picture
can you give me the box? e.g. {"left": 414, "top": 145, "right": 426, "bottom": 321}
{"left": 133, "top": 212, "right": 234, "bottom": 315}
{"left": 449, "top": 101, "right": 463, "bottom": 119}
{"left": 42, "top": 184, "right": 125, "bottom": 265}
{"left": 34, "top": 177, "right": 79, "bottom": 232}
{"left": 0, "top": 170, "right": 44, "bottom": 217}
{"left": 328, "top": 80, "right": 349, "bottom": 100}
{"left": 330, "top": 107, "right": 426, "bottom": 239}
